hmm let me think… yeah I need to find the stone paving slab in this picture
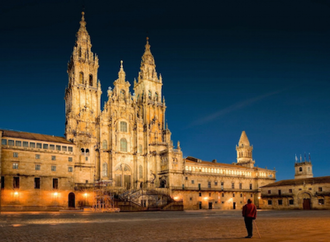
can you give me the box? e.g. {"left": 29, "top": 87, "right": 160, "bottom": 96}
{"left": 0, "top": 210, "right": 329, "bottom": 241}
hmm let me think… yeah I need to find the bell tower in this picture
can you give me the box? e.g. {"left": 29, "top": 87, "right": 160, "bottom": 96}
{"left": 65, "top": 12, "right": 102, "bottom": 183}
{"left": 134, "top": 38, "right": 166, "bottom": 143}
{"left": 236, "top": 131, "right": 255, "bottom": 168}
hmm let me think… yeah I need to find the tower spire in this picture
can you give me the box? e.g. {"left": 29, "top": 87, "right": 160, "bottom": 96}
{"left": 138, "top": 37, "right": 159, "bottom": 82}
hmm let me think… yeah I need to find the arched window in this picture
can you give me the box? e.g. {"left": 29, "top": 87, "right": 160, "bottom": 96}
{"left": 139, "top": 165, "right": 143, "bottom": 179}
{"left": 299, "top": 167, "right": 303, "bottom": 172}
{"left": 120, "top": 90, "right": 125, "bottom": 99}
{"left": 81, "top": 148, "right": 84, "bottom": 154}
{"left": 86, "top": 149, "right": 89, "bottom": 154}
{"left": 139, "top": 144, "right": 142, "bottom": 154}
{"left": 148, "top": 90, "right": 151, "bottom": 99}
{"left": 155, "top": 92, "right": 158, "bottom": 101}
{"left": 120, "top": 121, "right": 127, "bottom": 132}
{"left": 79, "top": 72, "right": 84, "bottom": 84}
{"left": 102, "top": 163, "right": 108, "bottom": 177}
{"left": 89, "top": 74, "right": 93, "bottom": 86}
{"left": 102, "top": 140, "right": 107, "bottom": 150}
{"left": 78, "top": 47, "right": 82, "bottom": 57}
{"left": 120, "top": 138, "right": 127, "bottom": 152}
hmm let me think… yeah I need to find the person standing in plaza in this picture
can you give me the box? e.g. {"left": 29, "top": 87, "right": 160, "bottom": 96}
{"left": 242, "top": 199, "right": 257, "bottom": 238}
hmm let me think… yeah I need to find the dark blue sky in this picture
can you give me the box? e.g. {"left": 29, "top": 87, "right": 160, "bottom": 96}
{"left": 1, "top": 0, "right": 330, "bottom": 181}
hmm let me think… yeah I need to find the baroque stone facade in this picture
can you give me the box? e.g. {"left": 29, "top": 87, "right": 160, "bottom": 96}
{"left": 0, "top": 12, "right": 276, "bottom": 210}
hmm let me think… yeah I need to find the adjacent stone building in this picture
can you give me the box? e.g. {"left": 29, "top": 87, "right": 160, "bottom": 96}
{"left": 260, "top": 159, "right": 330, "bottom": 209}
{"left": 0, "top": 12, "right": 276, "bottom": 211}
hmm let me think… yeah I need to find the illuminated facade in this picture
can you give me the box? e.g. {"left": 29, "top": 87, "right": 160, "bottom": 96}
{"left": 0, "top": 12, "right": 276, "bottom": 210}
{"left": 260, "top": 160, "right": 330, "bottom": 210}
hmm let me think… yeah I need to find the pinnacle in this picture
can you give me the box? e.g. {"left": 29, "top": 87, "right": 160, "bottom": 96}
{"left": 238, "top": 131, "right": 250, "bottom": 146}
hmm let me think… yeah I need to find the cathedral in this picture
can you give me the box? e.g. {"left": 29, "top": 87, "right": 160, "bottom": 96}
{"left": 0, "top": 12, "right": 276, "bottom": 211}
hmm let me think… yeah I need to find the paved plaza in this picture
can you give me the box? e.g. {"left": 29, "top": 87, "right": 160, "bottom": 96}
{"left": 0, "top": 210, "right": 329, "bottom": 241}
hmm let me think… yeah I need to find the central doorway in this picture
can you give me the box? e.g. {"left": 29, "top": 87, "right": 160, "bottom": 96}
{"left": 233, "top": 202, "right": 236, "bottom": 210}
{"left": 303, "top": 198, "right": 311, "bottom": 210}
{"left": 208, "top": 202, "right": 212, "bottom": 209}
{"left": 68, "top": 192, "right": 75, "bottom": 208}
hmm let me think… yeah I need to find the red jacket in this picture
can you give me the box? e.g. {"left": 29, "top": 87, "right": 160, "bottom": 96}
{"left": 242, "top": 203, "right": 257, "bottom": 219}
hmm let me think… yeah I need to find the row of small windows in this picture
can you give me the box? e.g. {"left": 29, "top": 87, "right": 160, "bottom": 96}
{"left": 1, "top": 177, "right": 60, "bottom": 190}
{"left": 11, "top": 162, "right": 73, "bottom": 172}
{"left": 268, "top": 187, "right": 323, "bottom": 195}
{"left": 197, "top": 192, "right": 254, "bottom": 198}
{"left": 185, "top": 166, "right": 252, "bottom": 177}
{"left": 268, "top": 199, "right": 324, "bottom": 205}
{"left": 1, "top": 139, "right": 73, "bottom": 152}
{"left": 137, "top": 91, "right": 159, "bottom": 101}
{"left": 189, "top": 180, "right": 253, "bottom": 190}
{"left": 79, "top": 72, "right": 93, "bottom": 86}
{"left": 12, "top": 152, "right": 72, "bottom": 161}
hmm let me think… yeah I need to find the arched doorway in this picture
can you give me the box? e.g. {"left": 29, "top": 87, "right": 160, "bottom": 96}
{"left": 299, "top": 192, "right": 312, "bottom": 210}
{"left": 68, "top": 192, "right": 75, "bottom": 208}
{"left": 114, "top": 164, "right": 132, "bottom": 189}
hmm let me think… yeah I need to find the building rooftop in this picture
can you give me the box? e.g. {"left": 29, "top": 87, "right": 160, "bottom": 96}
{"left": 261, "top": 176, "right": 330, "bottom": 188}
{"left": 1, "top": 129, "right": 72, "bottom": 145}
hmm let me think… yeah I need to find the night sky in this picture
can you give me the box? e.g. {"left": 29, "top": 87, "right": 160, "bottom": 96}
{"left": 1, "top": 0, "right": 330, "bottom": 181}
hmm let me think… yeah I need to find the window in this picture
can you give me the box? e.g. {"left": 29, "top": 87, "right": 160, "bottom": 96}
{"left": 249, "top": 184, "right": 252, "bottom": 190}
{"left": 68, "top": 157, "right": 73, "bottom": 162}
{"left": 1, "top": 139, "right": 7, "bottom": 145}
{"left": 35, "top": 154, "right": 40, "bottom": 159}
{"left": 120, "top": 121, "right": 127, "bottom": 132}
{"left": 1, "top": 176, "right": 4, "bottom": 189}
{"left": 120, "top": 90, "right": 125, "bottom": 99}
{"left": 268, "top": 190, "right": 271, "bottom": 194}
{"left": 215, "top": 181, "right": 218, "bottom": 186}
{"left": 250, "top": 194, "right": 253, "bottom": 198}
{"left": 102, "top": 140, "right": 107, "bottom": 150}
{"left": 68, "top": 147, "right": 73, "bottom": 152}
{"left": 222, "top": 193, "right": 224, "bottom": 197}
{"left": 34, "top": 178, "right": 40, "bottom": 189}
{"left": 299, "top": 167, "right": 302, "bottom": 172}
{"left": 50, "top": 145, "right": 55, "bottom": 150}
{"left": 233, "top": 193, "right": 235, "bottom": 197}
{"left": 199, "top": 192, "right": 202, "bottom": 197}
{"left": 120, "top": 138, "right": 127, "bottom": 152}
{"left": 13, "top": 177, "right": 19, "bottom": 188}
{"left": 182, "top": 184, "right": 185, "bottom": 190}
{"left": 85, "top": 157, "right": 88, "bottom": 161}
{"left": 56, "top": 145, "right": 61, "bottom": 151}
{"left": 139, "top": 165, "right": 143, "bottom": 179}
{"left": 23, "top": 141, "right": 28, "bottom": 147}
{"left": 8, "top": 140, "right": 14, "bottom": 146}
{"left": 35, "top": 164, "right": 40, "bottom": 170}
{"left": 139, "top": 145, "right": 142, "bottom": 154}
{"left": 51, "top": 156, "right": 56, "bottom": 161}
{"left": 155, "top": 92, "right": 158, "bottom": 101}
{"left": 318, "top": 187, "right": 323, "bottom": 192}
{"left": 51, "top": 166, "right": 56, "bottom": 171}
{"left": 148, "top": 90, "right": 151, "bottom": 99}
{"left": 278, "top": 190, "right": 281, "bottom": 196}
{"left": 289, "top": 199, "right": 294, "bottom": 205}
{"left": 86, "top": 149, "right": 89, "bottom": 154}
{"left": 208, "top": 181, "right": 211, "bottom": 188}
{"left": 185, "top": 177, "right": 188, "bottom": 181}
{"left": 53, "top": 178, "right": 58, "bottom": 189}
{"left": 190, "top": 197, "right": 192, "bottom": 201}
{"left": 13, "top": 152, "right": 18, "bottom": 157}
{"left": 30, "top": 142, "right": 35, "bottom": 148}
{"left": 37, "top": 143, "right": 42, "bottom": 148}
{"left": 278, "top": 200, "right": 283, "bottom": 205}
{"left": 319, "top": 199, "right": 324, "bottom": 205}
{"left": 239, "top": 183, "right": 242, "bottom": 189}
{"left": 102, "top": 163, "right": 107, "bottom": 176}
{"left": 232, "top": 183, "right": 235, "bottom": 189}
{"left": 16, "top": 141, "right": 21, "bottom": 147}
{"left": 289, "top": 189, "right": 292, "bottom": 193}
{"left": 62, "top": 146, "right": 67, "bottom": 152}
{"left": 209, "top": 193, "right": 211, "bottom": 197}
{"left": 308, "top": 167, "right": 310, "bottom": 172}
{"left": 12, "top": 163, "right": 18, "bottom": 169}
{"left": 89, "top": 74, "right": 93, "bottom": 86}
{"left": 240, "top": 193, "right": 243, "bottom": 197}
{"left": 222, "top": 201, "right": 224, "bottom": 204}
{"left": 191, "top": 180, "right": 195, "bottom": 184}
{"left": 68, "top": 167, "right": 73, "bottom": 172}
{"left": 79, "top": 72, "right": 84, "bottom": 84}
{"left": 268, "top": 200, "right": 272, "bottom": 205}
